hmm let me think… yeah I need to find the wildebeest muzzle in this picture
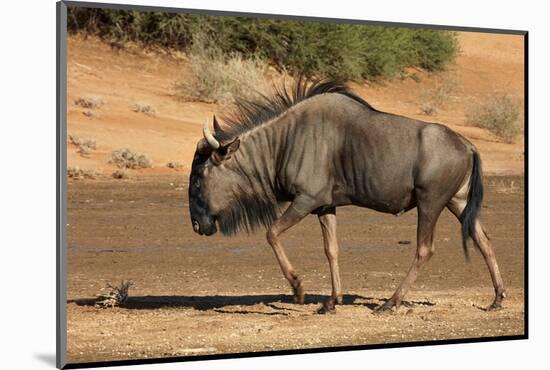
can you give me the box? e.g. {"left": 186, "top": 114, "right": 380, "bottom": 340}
{"left": 192, "top": 217, "right": 218, "bottom": 236}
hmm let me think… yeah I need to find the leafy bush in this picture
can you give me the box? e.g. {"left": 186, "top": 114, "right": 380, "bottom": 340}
{"left": 67, "top": 7, "right": 457, "bottom": 81}
{"left": 68, "top": 8, "right": 197, "bottom": 49}
{"left": 411, "top": 30, "right": 459, "bottom": 71}
{"left": 466, "top": 93, "right": 521, "bottom": 143}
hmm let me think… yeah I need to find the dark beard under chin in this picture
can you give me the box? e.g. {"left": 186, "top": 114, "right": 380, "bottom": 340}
{"left": 216, "top": 195, "right": 280, "bottom": 236}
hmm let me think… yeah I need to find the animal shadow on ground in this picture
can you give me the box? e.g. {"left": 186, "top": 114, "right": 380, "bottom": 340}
{"left": 69, "top": 294, "right": 435, "bottom": 315}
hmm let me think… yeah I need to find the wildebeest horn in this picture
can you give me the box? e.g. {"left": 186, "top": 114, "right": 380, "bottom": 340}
{"left": 203, "top": 119, "right": 220, "bottom": 149}
{"left": 213, "top": 115, "right": 222, "bottom": 136}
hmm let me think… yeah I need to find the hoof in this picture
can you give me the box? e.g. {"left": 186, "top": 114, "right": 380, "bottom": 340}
{"left": 486, "top": 302, "right": 503, "bottom": 311}
{"left": 372, "top": 305, "right": 393, "bottom": 315}
{"left": 373, "top": 299, "right": 400, "bottom": 314}
{"left": 486, "top": 290, "right": 506, "bottom": 311}
{"left": 317, "top": 299, "right": 336, "bottom": 314}
{"left": 317, "top": 305, "right": 336, "bottom": 314}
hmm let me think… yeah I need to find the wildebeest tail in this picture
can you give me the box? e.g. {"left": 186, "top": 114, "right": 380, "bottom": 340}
{"left": 460, "top": 151, "right": 484, "bottom": 261}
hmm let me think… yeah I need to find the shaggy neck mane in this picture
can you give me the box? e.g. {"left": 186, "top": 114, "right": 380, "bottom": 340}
{"left": 216, "top": 78, "right": 379, "bottom": 141}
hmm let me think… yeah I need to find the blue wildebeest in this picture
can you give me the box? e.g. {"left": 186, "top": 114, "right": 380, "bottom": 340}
{"left": 188, "top": 80, "right": 505, "bottom": 314}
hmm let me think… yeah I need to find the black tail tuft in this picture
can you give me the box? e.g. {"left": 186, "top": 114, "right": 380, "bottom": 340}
{"left": 460, "top": 151, "right": 484, "bottom": 261}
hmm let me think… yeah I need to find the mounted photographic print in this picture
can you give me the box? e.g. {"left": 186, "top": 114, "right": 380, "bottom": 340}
{"left": 56, "top": 1, "right": 527, "bottom": 368}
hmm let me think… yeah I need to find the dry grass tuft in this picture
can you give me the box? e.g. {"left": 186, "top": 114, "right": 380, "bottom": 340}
{"left": 75, "top": 96, "right": 104, "bottom": 109}
{"left": 419, "top": 102, "right": 437, "bottom": 116}
{"left": 69, "top": 135, "right": 97, "bottom": 156}
{"left": 175, "top": 37, "right": 271, "bottom": 106}
{"left": 111, "top": 148, "right": 152, "bottom": 169}
{"left": 466, "top": 93, "right": 521, "bottom": 143}
{"left": 166, "top": 161, "right": 184, "bottom": 169}
{"left": 419, "top": 75, "right": 456, "bottom": 116}
{"left": 112, "top": 168, "right": 129, "bottom": 179}
{"left": 94, "top": 280, "right": 134, "bottom": 308}
{"left": 67, "top": 166, "right": 98, "bottom": 180}
{"left": 492, "top": 179, "right": 522, "bottom": 194}
{"left": 132, "top": 102, "right": 156, "bottom": 115}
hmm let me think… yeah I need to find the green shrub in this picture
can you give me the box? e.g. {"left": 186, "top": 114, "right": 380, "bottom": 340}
{"left": 411, "top": 30, "right": 458, "bottom": 71}
{"left": 466, "top": 93, "right": 521, "bottom": 143}
{"left": 67, "top": 7, "right": 458, "bottom": 81}
{"left": 68, "top": 8, "right": 197, "bottom": 48}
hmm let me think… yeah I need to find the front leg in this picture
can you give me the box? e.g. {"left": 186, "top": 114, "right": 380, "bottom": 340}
{"left": 267, "top": 196, "right": 315, "bottom": 304}
{"left": 317, "top": 208, "right": 342, "bottom": 314}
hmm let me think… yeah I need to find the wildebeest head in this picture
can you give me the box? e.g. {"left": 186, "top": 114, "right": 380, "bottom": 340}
{"left": 189, "top": 116, "right": 240, "bottom": 236}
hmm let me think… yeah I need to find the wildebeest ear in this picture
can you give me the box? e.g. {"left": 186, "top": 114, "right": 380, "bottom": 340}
{"left": 224, "top": 137, "right": 240, "bottom": 155}
{"left": 211, "top": 138, "right": 240, "bottom": 165}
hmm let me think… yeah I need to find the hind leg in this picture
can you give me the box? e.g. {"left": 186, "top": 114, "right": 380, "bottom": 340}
{"left": 375, "top": 196, "right": 443, "bottom": 313}
{"left": 448, "top": 196, "right": 506, "bottom": 310}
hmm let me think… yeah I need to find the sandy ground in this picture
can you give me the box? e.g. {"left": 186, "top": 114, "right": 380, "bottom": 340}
{"left": 65, "top": 31, "right": 526, "bottom": 365}
{"left": 66, "top": 176, "right": 524, "bottom": 364}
